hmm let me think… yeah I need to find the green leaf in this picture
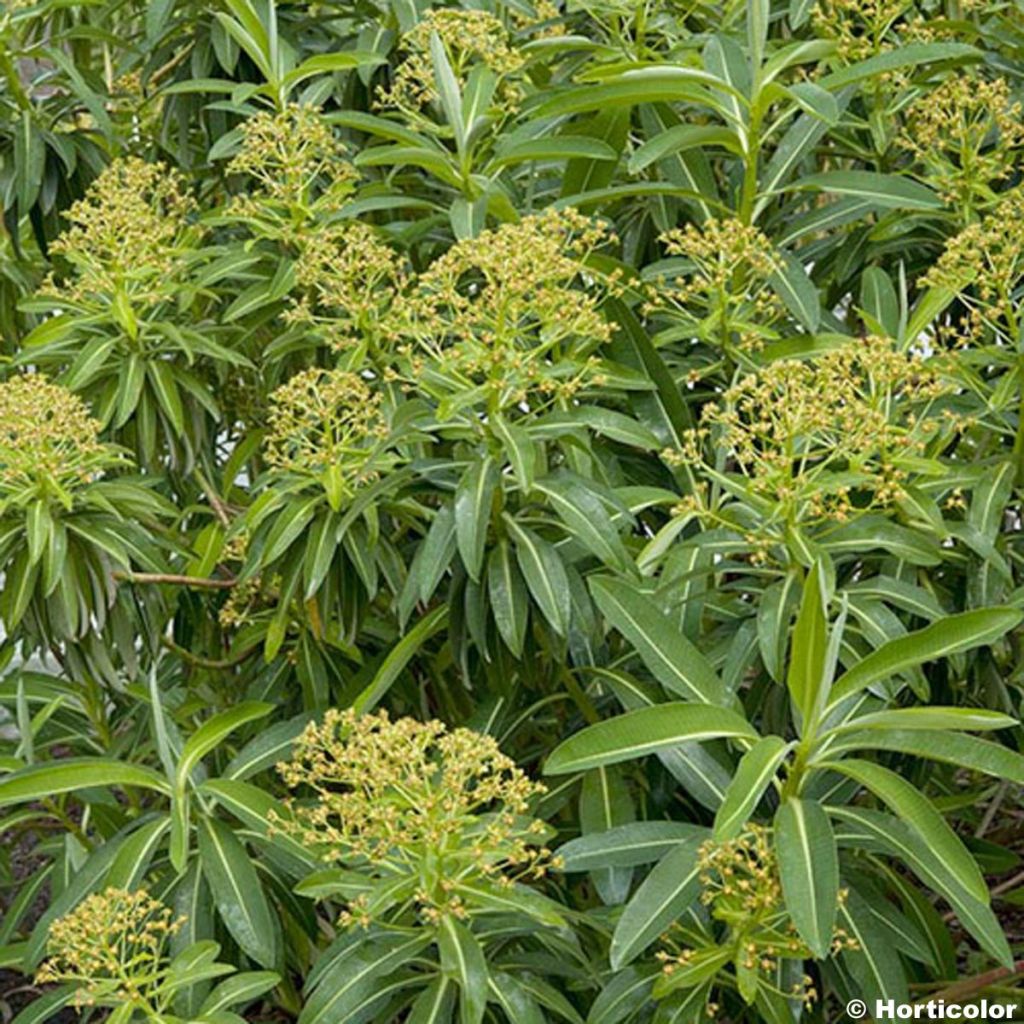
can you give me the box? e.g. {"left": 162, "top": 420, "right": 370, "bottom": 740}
{"left": 829, "top": 730, "right": 1024, "bottom": 783}
{"left": 609, "top": 835, "right": 706, "bottom": 968}
{"left": 770, "top": 250, "right": 821, "bottom": 332}
{"left": 198, "top": 818, "right": 278, "bottom": 968}
{"left": 407, "top": 978, "right": 455, "bottom": 1024}
{"left": 0, "top": 758, "right": 171, "bottom": 805}
{"left": 199, "top": 971, "right": 281, "bottom": 1014}
{"left": 824, "top": 758, "right": 988, "bottom": 903}
{"left": 262, "top": 496, "right": 322, "bottom": 566}
{"left": 454, "top": 456, "right": 498, "bottom": 581}
{"left": 429, "top": 31, "right": 465, "bottom": 152}
{"left": 787, "top": 171, "right": 943, "bottom": 209}
{"left": 787, "top": 561, "right": 829, "bottom": 730}
{"left": 9, "top": 986, "right": 75, "bottom": 1024}
{"left": 493, "top": 137, "right": 618, "bottom": 166}
{"left": 454, "top": 878, "right": 567, "bottom": 926}
{"left": 529, "top": 71, "right": 723, "bottom": 118}
{"left": 438, "top": 916, "right": 488, "bottom": 1024}
{"left": 486, "top": 541, "right": 528, "bottom": 655}
{"left": 590, "top": 577, "right": 724, "bottom": 704}
{"left": 774, "top": 798, "right": 838, "bottom": 958}
{"left": 353, "top": 605, "right": 449, "bottom": 713}
{"left": 817, "top": 42, "right": 978, "bottom": 90}
{"left": 14, "top": 112, "right": 45, "bottom": 214}
{"left": 838, "top": 891, "right": 908, "bottom": 1005}
{"left": 757, "top": 570, "right": 801, "bottom": 682}
{"left": 714, "top": 737, "right": 793, "bottom": 841}
{"left": 534, "top": 476, "right": 631, "bottom": 571}
{"left": 628, "top": 125, "right": 740, "bottom": 174}
{"left": 176, "top": 702, "right": 274, "bottom": 792}
{"left": 281, "top": 51, "right": 386, "bottom": 90}
{"left": 580, "top": 764, "right": 635, "bottom": 905}
{"left": 827, "top": 608, "right": 1021, "bottom": 709}
{"left": 826, "top": 706, "right": 1017, "bottom": 736}
{"left": 505, "top": 518, "right": 571, "bottom": 636}
{"left": 545, "top": 703, "right": 757, "bottom": 775}
{"left": 300, "top": 935, "right": 432, "bottom": 1024}
{"left": 558, "top": 822, "right": 706, "bottom": 871}
{"left": 830, "top": 807, "right": 1012, "bottom": 967}
{"left": 105, "top": 818, "right": 171, "bottom": 890}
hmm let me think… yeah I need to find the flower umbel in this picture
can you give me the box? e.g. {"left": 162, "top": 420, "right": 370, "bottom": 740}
{"left": 650, "top": 218, "right": 783, "bottom": 353}
{"left": 35, "top": 887, "right": 184, "bottom": 1009}
{"left": 395, "top": 207, "right": 616, "bottom": 417}
{"left": 263, "top": 368, "right": 391, "bottom": 508}
{"left": 921, "top": 188, "right": 1024, "bottom": 345}
{"left": 227, "top": 104, "right": 358, "bottom": 233}
{"left": 899, "top": 74, "right": 1024, "bottom": 217}
{"left": 378, "top": 9, "right": 525, "bottom": 116}
{"left": 44, "top": 157, "right": 197, "bottom": 305}
{"left": 285, "top": 222, "right": 407, "bottom": 354}
{"left": 274, "top": 709, "right": 554, "bottom": 923}
{"left": 665, "top": 337, "right": 957, "bottom": 553}
{"left": 0, "top": 374, "right": 125, "bottom": 509}
{"left": 655, "top": 826, "right": 855, "bottom": 1009}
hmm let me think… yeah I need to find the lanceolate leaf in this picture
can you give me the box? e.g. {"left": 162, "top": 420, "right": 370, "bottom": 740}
{"left": 823, "top": 759, "right": 988, "bottom": 903}
{"left": 0, "top": 759, "right": 171, "bottom": 805}
{"left": 827, "top": 608, "right": 1022, "bottom": 709}
{"left": 714, "top": 737, "right": 793, "bottom": 841}
{"left": 438, "top": 916, "right": 488, "bottom": 1024}
{"left": 787, "top": 561, "right": 829, "bottom": 731}
{"left": 590, "top": 576, "right": 724, "bottom": 704}
{"left": 197, "top": 818, "right": 278, "bottom": 968}
{"left": 504, "top": 518, "right": 572, "bottom": 636}
{"left": 545, "top": 703, "right": 757, "bottom": 775}
{"left": 774, "top": 798, "right": 838, "bottom": 958}
{"left": 558, "top": 821, "right": 707, "bottom": 871}
{"left": 609, "top": 835, "right": 706, "bottom": 968}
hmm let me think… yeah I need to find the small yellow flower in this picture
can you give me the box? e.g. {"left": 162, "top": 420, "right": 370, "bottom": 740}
{"left": 666, "top": 337, "right": 955, "bottom": 547}
{"left": 395, "top": 207, "right": 615, "bottom": 416}
{"left": 899, "top": 75, "right": 1024, "bottom": 214}
{"left": 653, "top": 218, "right": 783, "bottom": 352}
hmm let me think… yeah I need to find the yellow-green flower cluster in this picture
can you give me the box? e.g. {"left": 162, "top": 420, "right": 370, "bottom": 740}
{"left": 285, "top": 222, "right": 407, "bottom": 353}
{"left": 811, "top": 0, "right": 909, "bottom": 61}
{"left": 0, "top": 374, "right": 124, "bottom": 508}
{"left": 44, "top": 157, "right": 197, "bottom": 305}
{"left": 227, "top": 104, "right": 358, "bottom": 232}
{"left": 395, "top": 207, "right": 616, "bottom": 415}
{"left": 378, "top": 8, "right": 526, "bottom": 116}
{"left": 921, "top": 188, "right": 1024, "bottom": 345}
{"left": 666, "top": 338, "right": 956, "bottom": 546}
{"left": 650, "top": 218, "right": 782, "bottom": 353}
{"left": 263, "top": 367, "right": 390, "bottom": 507}
{"left": 274, "top": 709, "right": 554, "bottom": 923}
{"left": 36, "top": 887, "right": 183, "bottom": 1009}
{"left": 656, "top": 826, "right": 856, "bottom": 1010}
{"left": 899, "top": 75, "right": 1024, "bottom": 215}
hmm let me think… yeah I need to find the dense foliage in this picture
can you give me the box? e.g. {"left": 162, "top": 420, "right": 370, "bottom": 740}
{"left": 2, "top": 0, "right": 1024, "bottom": 1020}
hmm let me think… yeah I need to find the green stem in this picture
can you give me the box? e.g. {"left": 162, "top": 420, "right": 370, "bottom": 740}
{"left": 0, "top": 48, "right": 31, "bottom": 111}
{"left": 738, "top": 105, "right": 763, "bottom": 226}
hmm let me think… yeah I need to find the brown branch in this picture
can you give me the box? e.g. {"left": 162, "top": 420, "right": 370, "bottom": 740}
{"left": 160, "top": 635, "right": 256, "bottom": 670}
{"left": 917, "top": 962, "right": 1024, "bottom": 1005}
{"left": 114, "top": 571, "right": 237, "bottom": 590}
